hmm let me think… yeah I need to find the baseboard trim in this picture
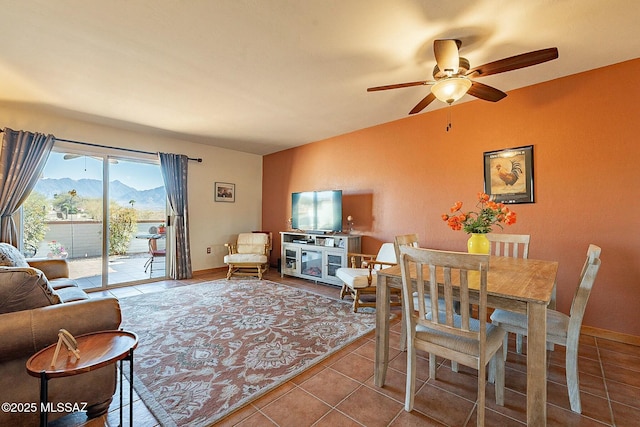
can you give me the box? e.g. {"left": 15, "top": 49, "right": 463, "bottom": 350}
{"left": 582, "top": 325, "right": 640, "bottom": 346}
{"left": 193, "top": 266, "right": 227, "bottom": 276}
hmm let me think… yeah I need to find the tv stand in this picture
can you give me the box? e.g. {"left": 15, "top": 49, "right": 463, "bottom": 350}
{"left": 280, "top": 231, "right": 361, "bottom": 286}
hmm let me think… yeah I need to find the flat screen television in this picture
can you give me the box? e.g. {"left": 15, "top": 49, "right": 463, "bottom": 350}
{"left": 291, "top": 190, "right": 342, "bottom": 233}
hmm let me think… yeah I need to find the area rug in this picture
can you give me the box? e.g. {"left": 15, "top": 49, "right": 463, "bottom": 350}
{"left": 118, "top": 279, "right": 376, "bottom": 426}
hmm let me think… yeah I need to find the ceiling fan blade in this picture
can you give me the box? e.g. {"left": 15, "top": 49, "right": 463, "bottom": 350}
{"left": 434, "top": 39, "right": 461, "bottom": 75}
{"left": 466, "top": 47, "right": 558, "bottom": 77}
{"left": 467, "top": 81, "right": 507, "bottom": 102}
{"left": 367, "top": 81, "right": 429, "bottom": 91}
{"left": 409, "top": 92, "right": 437, "bottom": 114}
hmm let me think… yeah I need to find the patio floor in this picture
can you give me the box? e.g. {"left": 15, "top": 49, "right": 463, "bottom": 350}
{"left": 68, "top": 252, "right": 167, "bottom": 290}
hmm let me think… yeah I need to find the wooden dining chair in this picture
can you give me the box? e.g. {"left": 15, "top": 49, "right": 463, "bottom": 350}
{"left": 486, "top": 233, "right": 531, "bottom": 356}
{"left": 490, "top": 244, "right": 601, "bottom": 413}
{"left": 394, "top": 233, "right": 419, "bottom": 260}
{"left": 399, "top": 246, "right": 505, "bottom": 426}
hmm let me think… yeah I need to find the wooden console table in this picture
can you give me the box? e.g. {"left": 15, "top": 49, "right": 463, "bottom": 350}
{"left": 26, "top": 330, "right": 138, "bottom": 427}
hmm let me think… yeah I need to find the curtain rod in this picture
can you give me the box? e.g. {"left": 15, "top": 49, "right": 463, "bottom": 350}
{"left": 1, "top": 128, "right": 203, "bottom": 162}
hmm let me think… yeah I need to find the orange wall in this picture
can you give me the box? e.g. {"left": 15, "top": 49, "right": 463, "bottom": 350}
{"left": 263, "top": 58, "right": 640, "bottom": 337}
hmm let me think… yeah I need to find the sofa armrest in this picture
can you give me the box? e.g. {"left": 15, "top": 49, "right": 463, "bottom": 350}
{"left": 27, "top": 258, "right": 70, "bottom": 280}
{"left": 0, "top": 296, "right": 121, "bottom": 363}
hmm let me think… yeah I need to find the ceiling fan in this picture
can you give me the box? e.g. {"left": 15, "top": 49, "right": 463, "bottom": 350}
{"left": 367, "top": 39, "right": 558, "bottom": 114}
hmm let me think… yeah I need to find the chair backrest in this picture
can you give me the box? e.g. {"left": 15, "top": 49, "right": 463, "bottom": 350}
{"left": 567, "top": 245, "right": 602, "bottom": 340}
{"left": 375, "top": 242, "right": 397, "bottom": 266}
{"left": 399, "top": 246, "right": 490, "bottom": 342}
{"left": 394, "top": 233, "right": 419, "bottom": 262}
{"left": 486, "top": 233, "right": 530, "bottom": 258}
{"left": 236, "top": 232, "right": 269, "bottom": 254}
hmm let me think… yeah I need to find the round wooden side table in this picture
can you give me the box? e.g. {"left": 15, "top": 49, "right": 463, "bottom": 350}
{"left": 26, "top": 330, "right": 138, "bottom": 427}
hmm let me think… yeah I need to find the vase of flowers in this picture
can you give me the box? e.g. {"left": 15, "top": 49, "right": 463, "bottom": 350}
{"left": 47, "top": 241, "right": 68, "bottom": 258}
{"left": 441, "top": 192, "right": 517, "bottom": 254}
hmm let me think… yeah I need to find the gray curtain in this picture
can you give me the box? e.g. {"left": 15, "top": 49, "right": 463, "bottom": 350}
{"left": 159, "top": 152, "right": 192, "bottom": 279}
{"left": 0, "top": 128, "right": 55, "bottom": 245}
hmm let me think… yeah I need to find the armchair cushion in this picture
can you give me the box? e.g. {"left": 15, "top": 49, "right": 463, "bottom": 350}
{"left": 0, "top": 267, "right": 61, "bottom": 314}
{"left": 0, "top": 243, "right": 29, "bottom": 267}
{"left": 236, "top": 232, "right": 270, "bottom": 254}
{"left": 224, "top": 253, "right": 268, "bottom": 264}
{"left": 336, "top": 267, "right": 378, "bottom": 289}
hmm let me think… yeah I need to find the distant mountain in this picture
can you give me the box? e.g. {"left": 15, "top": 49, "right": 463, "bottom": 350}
{"left": 33, "top": 178, "right": 166, "bottom": 209}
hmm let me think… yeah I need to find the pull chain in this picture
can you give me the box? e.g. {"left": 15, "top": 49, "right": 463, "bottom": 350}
{"left": 446, "top": 105, "right": 453, "bottom": 132}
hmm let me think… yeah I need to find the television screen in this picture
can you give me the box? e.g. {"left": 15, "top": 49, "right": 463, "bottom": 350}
{"left": 292, "top": 190, "right": 342, "bottom": 232}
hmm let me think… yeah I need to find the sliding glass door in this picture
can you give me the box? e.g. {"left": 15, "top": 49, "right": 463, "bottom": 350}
{"left": 21, "top": 147, "right": 167, "bottom": 290}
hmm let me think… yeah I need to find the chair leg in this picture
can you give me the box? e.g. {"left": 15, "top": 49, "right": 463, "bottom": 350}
{"left": 340, "top": 284, "right": 348, "bottom": 300}
{"left": 516, "top": 333, "right": 524, "bottom": 354}
{"left": 404, "top": 344, "right": 417, "bottom": 411}
{"left": 429, "top": 353, "right": 437, "bottom": 379}
{"left": 494, "top": 352, "right": 505, "bottom": 406}
{"left": 503, "top": 333, "right": 509, "bottom": 361}
{"left": 226, "top": 265, "right": 233, "bottom": 279}
{"left": 477, "top": 362, "right": 486, "bottom": 427}
{"left": 566, "top": 344, "right": 582, "bottom": 413}
{"left": 352, "top": 289, "right": 361, "bottom": 312}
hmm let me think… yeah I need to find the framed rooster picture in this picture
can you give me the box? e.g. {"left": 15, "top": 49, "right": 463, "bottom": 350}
{"left": 483, "top": 145, "right": 534, "bottom": 204}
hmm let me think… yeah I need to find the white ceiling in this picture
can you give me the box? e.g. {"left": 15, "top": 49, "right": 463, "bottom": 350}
{"left": 1, "top": 1, "right": 639, "bottom": 155}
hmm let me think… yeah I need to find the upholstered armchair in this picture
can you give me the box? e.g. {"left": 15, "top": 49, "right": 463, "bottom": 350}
{"left": 0, "top": 243, "right": 122, "bottom": 425}
{"left": 336, "top": 242, "right": 402, "bottom": 312}
{"left": 224, "top": 232, "right": 272, "bottom": 279}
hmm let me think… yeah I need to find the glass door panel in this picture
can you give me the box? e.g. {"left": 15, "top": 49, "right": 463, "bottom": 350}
{"left": 24, "top": 151, "right": 104, "bottom": 290}
{"left": 107, "top": 158, "right": 167, "bottom": 286}
{"left": 301, "top": 249, "right": 323, "bottom": 278}
{"left": 22, "top": 149, "right": 168, "bottom": 291}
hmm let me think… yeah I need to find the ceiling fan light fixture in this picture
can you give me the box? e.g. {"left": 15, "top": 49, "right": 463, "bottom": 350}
{"left": 431, "top": 77, "right": 472, "bottom": 104}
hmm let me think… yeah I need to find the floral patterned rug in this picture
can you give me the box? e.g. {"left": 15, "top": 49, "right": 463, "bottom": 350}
{"left": 119, "top": 279, "right": 376, "bottom": 426}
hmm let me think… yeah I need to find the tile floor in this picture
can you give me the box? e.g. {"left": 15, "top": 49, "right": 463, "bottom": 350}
{"left": 51, "top": 270, "right": 640, "bottom": 427}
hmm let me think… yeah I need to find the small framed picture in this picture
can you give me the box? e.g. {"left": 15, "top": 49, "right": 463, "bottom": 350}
{"left": 215, "top": 182, "right": 235, "bottom": 202}
{"left": 324, "top": 238, "right": 335, "bottom": 247}
{"left": 483, "top": 145, "right": 534, "bottom": 204}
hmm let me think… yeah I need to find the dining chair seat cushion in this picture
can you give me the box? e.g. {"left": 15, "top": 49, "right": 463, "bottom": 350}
{"left": 224, "top": 253, "right": 268, "bottom": 264}
{"left": 336, "top": 267, "right": 377, "bottom": 289}
{"left": 490, "top": 308, "right": 570, "bottom": 343}
{"left": 421, "top": 311, "right": 506, "bottom": 356}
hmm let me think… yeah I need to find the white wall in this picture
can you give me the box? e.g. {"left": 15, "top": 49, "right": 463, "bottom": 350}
{"left": 0, "top": 102, "right": 263, "bottom": 273}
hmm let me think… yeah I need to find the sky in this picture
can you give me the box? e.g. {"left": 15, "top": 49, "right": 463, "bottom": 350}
{"left": 42, "top": 151, "right": 164, "bottom": 190}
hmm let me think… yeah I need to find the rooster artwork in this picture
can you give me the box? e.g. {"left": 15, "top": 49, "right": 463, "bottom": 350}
{"left": 495, "top": 160, "right": 522, "bottom": 186}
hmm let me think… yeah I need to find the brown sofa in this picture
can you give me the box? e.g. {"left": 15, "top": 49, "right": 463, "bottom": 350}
{"left": 0, "top": 244, "right": 122, "bottom": 425}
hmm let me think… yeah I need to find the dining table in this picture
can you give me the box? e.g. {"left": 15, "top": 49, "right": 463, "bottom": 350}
{"left": 375, "top": 255, "right": 559, "bottom": 427}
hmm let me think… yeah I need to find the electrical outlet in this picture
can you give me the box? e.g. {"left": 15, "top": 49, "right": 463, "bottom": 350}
{"left": 206, "top": 247, "right": 211, "bottom": 254}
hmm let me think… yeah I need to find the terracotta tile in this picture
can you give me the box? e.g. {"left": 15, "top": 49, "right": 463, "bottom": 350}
{"left": 328, "top": 352, "right": 374, "bottom": 383}
{"left": 599, "top": 348, "right": 640, "bottom": 372}
{"left": 251, "top": 381, "right": 296, "bottom": 408}
{"left": 313, "top": 409, "right": 363, "bottom": 426}
{"left": 409, "top": 382, "right": 475, "bottom": 426}
{"left": 602, "top": 363, "right": 640, "bottom": 388}
{"left": 606, "top": 379, "right": 640, "bottom": 409}
{"left": 299, "top": 367, "right": 361, "bottom": 406}
{"left": 364, "top": 365, "right": 424, "bottom": 403}
{"left": 232, "top": 410, "right": 277, "bottom": 426}
{"left": 260, "top": 387, "right": 331, "bottom": 427}
{"left": 546, "top": 402, "right": 610, "bottom": 427}
{"left": 596, "top": 338, "right": 640, "bottom": 356}
{"left": 335, "top": 385, "right": 403, "bottom": 427}
{"left": 611, "top": 401, "right": 640, "bottom": 427}
{"left": 389, "top": 408, "right": 449, "bottom": 426}
{"left": 213, "top": 403, "right": 259, "bottom": 427}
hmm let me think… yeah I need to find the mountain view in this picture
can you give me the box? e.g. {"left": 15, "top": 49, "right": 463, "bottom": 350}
{"left": 34, "top": 178, "right": 167, "bottom": 209}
